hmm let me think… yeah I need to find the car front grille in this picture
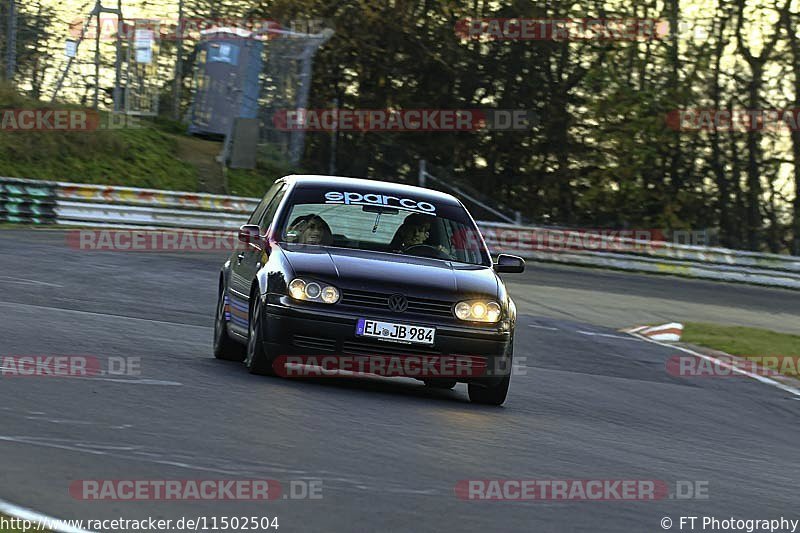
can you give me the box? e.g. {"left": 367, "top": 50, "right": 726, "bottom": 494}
{"left": 292, "top": 334, "right": 337, "bottom": 353}
{"left": 340, "top": 289, "right": 454, "bottom": 318}
{"left": 342, "top": 339, "right": 442, "bottom": 357}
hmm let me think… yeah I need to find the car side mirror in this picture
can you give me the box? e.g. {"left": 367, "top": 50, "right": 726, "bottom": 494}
{"left": 238, "top": 224, "right": 264, "bottom": 251}
{"left": 494, "top": 254, "right": 525, "bottom": 273}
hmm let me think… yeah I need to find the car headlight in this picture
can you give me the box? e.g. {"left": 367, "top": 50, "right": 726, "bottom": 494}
{"left": 288, "top": 278, "right": 340, "bottom": 304}
{"left": 454, "top": 300, "right": 502, "bottom": 323}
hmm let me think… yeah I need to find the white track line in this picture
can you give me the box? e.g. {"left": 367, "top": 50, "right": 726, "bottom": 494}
{"left": 0, "top": 366, "right": 182, "bottom": 386}
{"left": 0, "top": 498, "right": 95, "bottom": 533}
{"left": 630, "top": 333, "right": 800, "bottom": 398}
{"left": 0, "top": 276, "right": 63, "bottom": 288}
{"left": 0, "top": 300, "right": 209, "bottom": 329}
{"left": 528, "top": 324, "right": 560, "bottom": 331}
{"left": 577, "top": 330, "right": 643, "bottom": 341}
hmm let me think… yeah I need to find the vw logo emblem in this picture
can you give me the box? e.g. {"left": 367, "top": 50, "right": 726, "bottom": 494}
{"left": 388, "top": 294, "right": 408, "bottom": 313}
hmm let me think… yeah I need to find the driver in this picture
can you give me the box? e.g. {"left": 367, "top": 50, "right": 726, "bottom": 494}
{"left": 390, "top": 213, "right": 449, "bottom": 256}
{"left": 287, "top": 214, "right": 333, "bottom": 245}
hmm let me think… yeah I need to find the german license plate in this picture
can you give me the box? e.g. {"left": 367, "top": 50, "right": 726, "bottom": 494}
{"left": 356, "top": 318, "right": 435, "bottom": 345}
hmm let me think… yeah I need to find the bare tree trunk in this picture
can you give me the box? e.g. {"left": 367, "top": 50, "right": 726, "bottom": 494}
{"left": 710, "top": 14, "right": 731, "bottom": 245}
{"left": 729, "top": 101, "right": 745, "bottom": 249}
{"left": 743, "top": 67, "right": 763, "bottom": 249}
{"left": 794, "top": 154, "right": 800, "bottom": 255}
{"left": 784, "top": 8, "right": 800, "bottom": 254}
{"left": 666, "top": 0, "right": 682, "bottom": 195}
{"left": 735, "top": 0, "right": 789, "bottom": 249}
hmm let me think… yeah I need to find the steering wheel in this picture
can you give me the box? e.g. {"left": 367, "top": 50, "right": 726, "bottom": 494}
{"left": 403, "top": 244, "right": 452, "bottom": 260}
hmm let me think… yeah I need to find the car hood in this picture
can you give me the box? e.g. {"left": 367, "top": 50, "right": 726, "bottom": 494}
{"left": 279, "top": 244, "right": 499, "bottom": 299}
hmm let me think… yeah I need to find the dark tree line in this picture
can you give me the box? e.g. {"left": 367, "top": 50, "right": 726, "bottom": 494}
{"left": 4, "top": 0, "right": 800, "bottom": 253}
{"left": 266, "top": 0, "right": 800, "bottom": 253}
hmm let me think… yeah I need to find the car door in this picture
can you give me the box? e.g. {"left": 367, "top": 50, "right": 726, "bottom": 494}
{"left": 228, "top": 182, "right": 288, "bottom": 335}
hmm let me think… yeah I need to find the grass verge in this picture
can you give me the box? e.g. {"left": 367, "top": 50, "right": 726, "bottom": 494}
{"left": 0, "top": 83, "right": 295, "bottom": 197}
{"left": 683, "top": 322, "right": 800, "bottom": 376}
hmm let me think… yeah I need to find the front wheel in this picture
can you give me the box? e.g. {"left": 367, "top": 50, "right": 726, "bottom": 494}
{"left": 213, "top": 286, "right": 245, "bottom": 362}
{"left": 245, "top": 293, "right": 277, "bottom": 376}
{"left": 468, "top": 345, "right": 512, "bottom": 405}
{"left": 468, "top": 374, "right": 510, "bottom": 405}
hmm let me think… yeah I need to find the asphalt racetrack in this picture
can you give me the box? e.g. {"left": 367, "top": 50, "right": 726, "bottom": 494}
{"left": 1, "top": 229, "right": 799, "bottom": 532}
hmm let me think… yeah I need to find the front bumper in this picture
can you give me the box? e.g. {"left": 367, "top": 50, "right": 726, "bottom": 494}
{"left": 261, "top": 297, "right": 513, "bottom": 384}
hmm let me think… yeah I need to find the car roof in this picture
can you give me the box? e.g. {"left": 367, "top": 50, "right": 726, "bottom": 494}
{"left": 279, "top": 175, "right": 462, "bottom": 206}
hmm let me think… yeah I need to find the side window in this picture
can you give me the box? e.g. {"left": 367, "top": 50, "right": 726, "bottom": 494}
{"left": 247, "top": 182, "right": 282, "bottom": 225}
{"left": 258, "top": 185, "right": 288, "bottom": 233}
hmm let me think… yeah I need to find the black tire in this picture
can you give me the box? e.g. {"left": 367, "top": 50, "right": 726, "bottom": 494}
{"left": 424, "top": 379, "right": 457, "bottom": 390}
{"left": 468, "top": 344, "right": 513, "bottom": 405}
{"left": 213, "top": 285, "right": 245, "bottom": 362}
{"left": 245, "top": 291, "right": 277, "bottom": 376}
{"left": 467, "top": 374, "right": 510, "bottom": 405}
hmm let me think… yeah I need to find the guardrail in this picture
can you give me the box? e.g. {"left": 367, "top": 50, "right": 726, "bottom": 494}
{"left": 0, "top": 177, "right": 256, "bottom": 229}
{"left": 1, "top": 176, "right": 798, "bottom": 289}
{"left": 478, "top": 222, "right": 800, "bottom": 273}
{"left": 477, "top": 222, "right": 800, "bottom": 289}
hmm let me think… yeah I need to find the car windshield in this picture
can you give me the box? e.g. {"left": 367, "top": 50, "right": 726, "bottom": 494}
{"left": 277, "top": 187, "right": 490, "bottom": 266}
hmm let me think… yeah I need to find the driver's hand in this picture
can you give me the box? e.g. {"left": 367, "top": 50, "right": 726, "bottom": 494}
{"left": 436, "top": 245, "right": 453, "bottom": 258}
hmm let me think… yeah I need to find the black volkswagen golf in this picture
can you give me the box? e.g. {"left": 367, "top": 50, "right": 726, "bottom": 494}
{"left": 214, "top": 175, "right": 525, "bottom": 405}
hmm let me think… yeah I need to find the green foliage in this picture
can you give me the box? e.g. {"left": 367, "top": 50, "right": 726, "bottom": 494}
{"left": 0, "top": 86, "right": 198, "bottom": 190}
{"left": 228, "top": 144, "right": 299, "bottom": 197}
{"left": 683, "top": 322, "right": 800, "bottom": 376}
{"left": 0, "top": 84, "right": 297, "bottom": 196}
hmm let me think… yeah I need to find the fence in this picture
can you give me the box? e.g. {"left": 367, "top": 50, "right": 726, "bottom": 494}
{"left": 1, "top": 176, "right": 798, "bottom": 290}
{"left": 0, "top": 177, "right": 256, "bottom": 229}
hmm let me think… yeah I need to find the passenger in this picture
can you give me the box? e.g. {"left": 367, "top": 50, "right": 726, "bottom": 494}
{"left": 287, "top": 214, "right": 333, "bottom": 245}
